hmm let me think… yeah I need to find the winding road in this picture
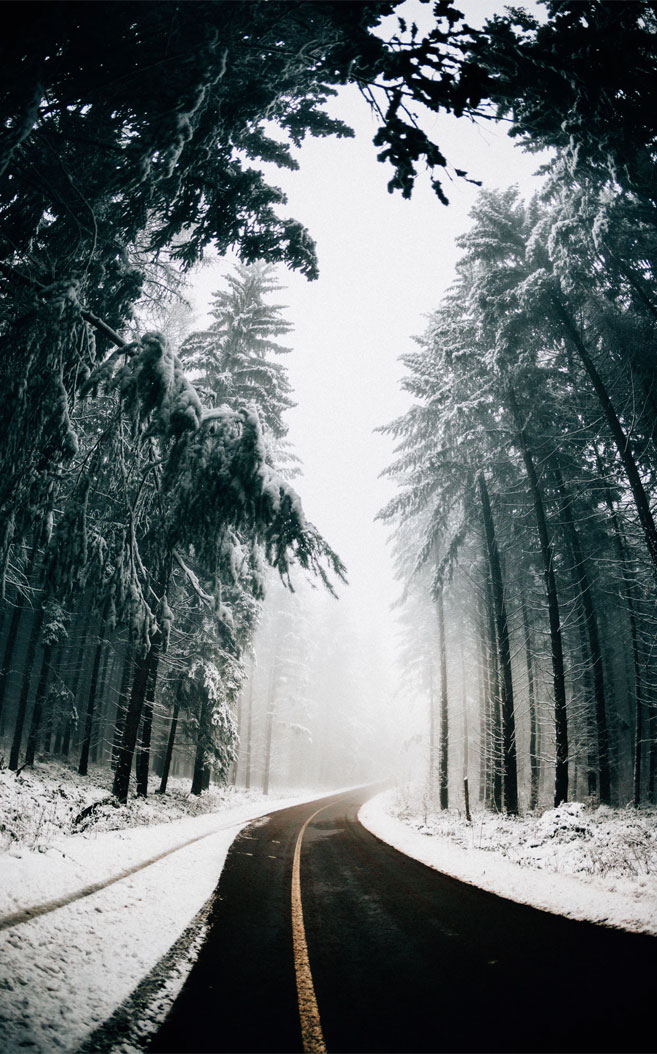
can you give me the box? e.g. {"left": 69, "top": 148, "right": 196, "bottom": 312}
{"left": 150, "top": 786, "right": 656, "bottom": 1054}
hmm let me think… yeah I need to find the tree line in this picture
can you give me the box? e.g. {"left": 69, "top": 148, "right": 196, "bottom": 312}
{"left": 381, "top": 168, "right": 657, "bottom": 812}
{"left": 0, "top": 262, "right": 346, "bottom": 799}
{"left": 0, "top": 1, "right": 654, "bottom": 802}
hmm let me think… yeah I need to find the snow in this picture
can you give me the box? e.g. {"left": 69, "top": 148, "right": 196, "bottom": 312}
{"left": 2, "top": 766, "right": 656, "bottom": 1053}
{"left": 0, "top": 764, "right": 330, "bottom": 1053}
{"left": 359, "top": 787, "right": 657, "bottom": 936}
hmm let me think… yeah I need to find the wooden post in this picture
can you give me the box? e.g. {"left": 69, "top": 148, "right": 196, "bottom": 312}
{"left": 464, "top": 776, "right": 472, "bottom": 823}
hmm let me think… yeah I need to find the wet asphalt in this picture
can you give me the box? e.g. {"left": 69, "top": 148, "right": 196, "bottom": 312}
{"left": 150, "top": 786, "right": 656, "bottom": 1054}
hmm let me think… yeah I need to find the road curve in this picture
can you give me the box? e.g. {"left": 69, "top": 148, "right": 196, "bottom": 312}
{"left": 150, "top": 786, "right": 656, "bottom": 1054}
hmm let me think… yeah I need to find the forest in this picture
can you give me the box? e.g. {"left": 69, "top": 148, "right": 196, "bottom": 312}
{"left": 1, "top": 0, "right": 656, "bottom": 816}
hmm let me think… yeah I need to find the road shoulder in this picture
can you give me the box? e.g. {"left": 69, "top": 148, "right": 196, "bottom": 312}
{"left": 359, "top": 789, "right": 657, "bottom": 936}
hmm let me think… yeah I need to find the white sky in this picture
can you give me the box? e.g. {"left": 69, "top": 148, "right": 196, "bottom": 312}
{"left": 191, "top": 0, "right": 549, "bottom": 693}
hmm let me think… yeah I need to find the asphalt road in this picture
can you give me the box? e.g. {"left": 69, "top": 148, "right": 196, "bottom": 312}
{"left": 150, "top": 786, "right": 656, "bottom": 1054}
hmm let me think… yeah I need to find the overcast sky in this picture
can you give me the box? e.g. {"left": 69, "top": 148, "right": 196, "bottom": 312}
{"left": 191, "top": 0, "right": 549, "bottom": 695}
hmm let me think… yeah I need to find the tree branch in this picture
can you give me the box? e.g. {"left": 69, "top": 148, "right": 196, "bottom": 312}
{"left": 0, "top": 259, "right": 127, "bottom": 348}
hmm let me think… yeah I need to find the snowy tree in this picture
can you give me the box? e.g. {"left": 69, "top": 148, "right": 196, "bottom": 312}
{"left": 181, "top": 264, "right": 296, "bottom": 444}
{"left": 381, "top": 177, "right": 657, "bottom": 811}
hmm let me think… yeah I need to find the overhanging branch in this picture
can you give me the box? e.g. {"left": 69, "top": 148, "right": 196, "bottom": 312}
{"left": 0, "top": 259, "right": 127, "bottom": 348}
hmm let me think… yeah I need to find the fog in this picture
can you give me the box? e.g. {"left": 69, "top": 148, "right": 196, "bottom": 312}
{"left": 188, "top": 55, "right": 548, "bottom": 796}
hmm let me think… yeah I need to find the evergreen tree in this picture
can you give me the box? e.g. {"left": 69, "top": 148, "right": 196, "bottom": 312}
{"left": 182, "top": 264, "right": 295, "bottom": 439}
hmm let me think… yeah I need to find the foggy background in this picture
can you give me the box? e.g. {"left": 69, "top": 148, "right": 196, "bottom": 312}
{"left": 185, "top": 0, "right": 550, "bottom": 793}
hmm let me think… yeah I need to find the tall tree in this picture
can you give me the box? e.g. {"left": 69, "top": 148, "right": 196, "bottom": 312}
{"left": 477, "top": 472, "right": 518, "bottom": 815}
{"left": 436, "top": 585, "right": 449, "bottom": 810}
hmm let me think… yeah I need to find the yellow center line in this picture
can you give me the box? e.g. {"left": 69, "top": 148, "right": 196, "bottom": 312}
{"left": 291, "top": 802, "right": 333, "bottom": 1054}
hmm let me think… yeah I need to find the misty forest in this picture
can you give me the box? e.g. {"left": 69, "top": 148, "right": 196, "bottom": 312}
{"left": 1, "top": 3, "right": 657, "bottom": 1051}
{"left": 2, "top": 0, "right": 656, "bottom": 810}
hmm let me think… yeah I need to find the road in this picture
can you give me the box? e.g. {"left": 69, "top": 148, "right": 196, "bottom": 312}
{"left": 150, "top": 786, "right": 656, "bottom": 1054}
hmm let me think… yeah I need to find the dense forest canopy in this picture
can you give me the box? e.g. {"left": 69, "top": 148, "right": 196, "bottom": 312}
{"left": 0, "top": 0, "right": 656, "bottom": 807}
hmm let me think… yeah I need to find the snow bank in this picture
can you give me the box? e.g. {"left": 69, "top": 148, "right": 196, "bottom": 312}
{"left": 0, "top": 787, "right": 321, "bottom": 1053}
{"left": 359, "top": 789, "right": 657, "bottom": 936}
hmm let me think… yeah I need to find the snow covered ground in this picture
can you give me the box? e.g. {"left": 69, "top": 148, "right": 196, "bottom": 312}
{"left": 360, "top": 786, "right": 657, "bottom": 936}
{"left": 0, "top": 763, "right": 328, "bottom": 1053}
{"left": 2, "top": 766, "right": 656, "bottom": 1054}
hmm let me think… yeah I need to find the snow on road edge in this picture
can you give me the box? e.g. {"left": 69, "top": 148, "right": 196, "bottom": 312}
{"left": 359, "top": 790, "right": 657, "bottom": 937}
{"left": 0, "top": 788, "right": 338, "bottom": 1053}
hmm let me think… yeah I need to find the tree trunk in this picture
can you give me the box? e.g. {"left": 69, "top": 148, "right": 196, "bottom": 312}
{"left": 158, "top": 680, "right": 182, "bottom": 795}
{"left": 630, "top": 611, "right": 644, "bottom": 807}
{"left": 478, "top": 472, "right": 518, "bottom": 815}
{"left": 61, "top": 711, "right": 74, "bottom": 758}
{"left": 112, "top": 640, "right": 159, "bottom": 804}
{"left": 262, "top": 661, "right": 278, "bottom": 796}
{"left": 78, "top": 608, "right": 109, "bottom": 776}
{"left": 245, "top": 660, "right": 255, "bottom": 790}
{"left": 24, "top": 642, "right": 53, "bottom": 766}
{"left": 553, "top": 459, "right": 611, "bottom": 803}
{"left": 111, "top": 646, "right": 134, "bottom": 770}
{"left": 573, "top": 602, "right": 597, "bottom": 798}
{"left": 648, "top": 708, "right": 657, "bottom": 804}
{"left": 53, "top": 708, "right": 64, "bottom": 755}
{"left": 0, "top": 545, "right": 37, "bottom": 730}
{"left": 40, "top": 644, "right": 63, "bottom": 755}
{"left": 484, "top": 574, "right": 502, "bottom": 811}
{"left": 191, "top": 696, "right": 210, "bottom": 796}
{"left": 462, "top": 648, "right": 470, "bottom": 820}
{"left": 61, "top": 612, "right": 90, "bottom": 758}
{"left": 428, "top": 661, "right": 438, "bottom": 798}
{"left": 135, "top": 648, "right": 160, "bottom": 796}
{"left": 436, "top": 587, "right": 449, "bottom": 809}
{"left": 506, "top": 386, "right": 567, "bottom": 806}
{"left": 0, "top": 595, "right": 26, "bottom": 730}
{"left": 239, "top": 655, "right": 255, "bottom": 789}
{"left": 233, "top": 677, "right": 245, "bottom": 787}
{"left": 262, "top": 706, "right": 274, "bottom": 795}
{"left": 113, "top": 554, "right": 170, "bottom": 802}
{"left": 521, "top": 596, "right": 540, "bottom": 810}
{"left": 90, "top": 641, "right": 112, "bottom": 764}
{"left": 477, "top": 599, "right": 489, "bottom": 806}
{"left": 596, "top": 462, "right": 646, "bottom": 806}
{"left": 9, "top": 606, "right": 44, "bottom": 770}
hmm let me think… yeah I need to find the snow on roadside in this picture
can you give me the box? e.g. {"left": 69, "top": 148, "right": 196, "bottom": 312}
{"left": 359, "top": 788, "right": 657, "bottom": 936}
{"left": 0, "top": 776, "right": 325, "bottom": 1054}
{"left": 0, "top": 761, "right": 259, "bottom": 855}
{"left": 5, "top": 765, "right": 654, "bottom": 1053}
